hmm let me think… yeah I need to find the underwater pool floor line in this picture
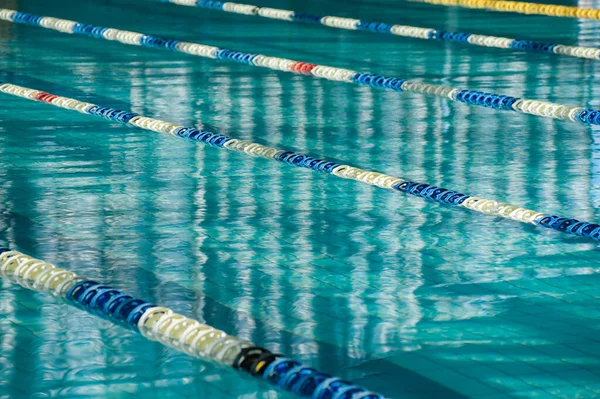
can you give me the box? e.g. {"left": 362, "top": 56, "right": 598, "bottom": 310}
{"left": 2, "top": 9, "right": 600, "bottom": 127}
{"left": 163, "top": 0, "right": 600, "bottom": 61}
{"left": 1, "top": 81, "right": 599, "bottom": 243}
{"left": 0, "top": 248, "right": 387, "bottom": 399}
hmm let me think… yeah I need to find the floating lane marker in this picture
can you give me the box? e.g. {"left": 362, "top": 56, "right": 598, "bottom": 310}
{"left": 0, "top": 248, "right": 387, "bottom": 399}
{"left": 406, "top": 0, "right": 600, "bottom": 21}
{"left": 2, "top": 9, "right": 600, "bottom": 126}
{"left": 162, "top": 0, "right": 600, "bottom": 61}
{"left": 1, "top": 82, "right": 599, "bottom": 243}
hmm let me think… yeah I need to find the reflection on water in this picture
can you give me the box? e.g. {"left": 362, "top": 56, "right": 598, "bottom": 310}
{"left": 0, "top": 0, "right": 600, "bottom": 397}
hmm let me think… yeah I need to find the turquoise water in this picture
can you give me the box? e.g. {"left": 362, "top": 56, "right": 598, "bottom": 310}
{"left": 1, "top": 0, "right": 600, "bottom": 397}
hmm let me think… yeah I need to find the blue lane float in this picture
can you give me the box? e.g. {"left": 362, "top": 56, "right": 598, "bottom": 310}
{"left": 0, "top": 8, "right": 599, "bottom": 126}
{"left": 162, "top": 0, "right": 600, "bottom": 61}
{"left": 0, "top": 248, "right": 386, "bottom": 399}
{"left": 1, "top": 82, "right": 599, "bottom": 243}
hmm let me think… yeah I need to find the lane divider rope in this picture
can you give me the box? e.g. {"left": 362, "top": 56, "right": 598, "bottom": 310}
{"left": 405, "top": 0, "right": 600, "bottom": 21}
{"left": 2, "top": 9, "right": 600, "bottom": 126}
{"left": 0, "top": 248, "right": 386, "bottom": 399}
{"left": 162, "top": 0, "right": 600, "bottom": 61}
{"left": 1, "top": 82, "right": 598, "bottom": 243}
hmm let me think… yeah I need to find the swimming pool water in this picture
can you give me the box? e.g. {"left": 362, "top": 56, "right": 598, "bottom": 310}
{"left": 0, "top": 0, "right": 599, "bottom": 397}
